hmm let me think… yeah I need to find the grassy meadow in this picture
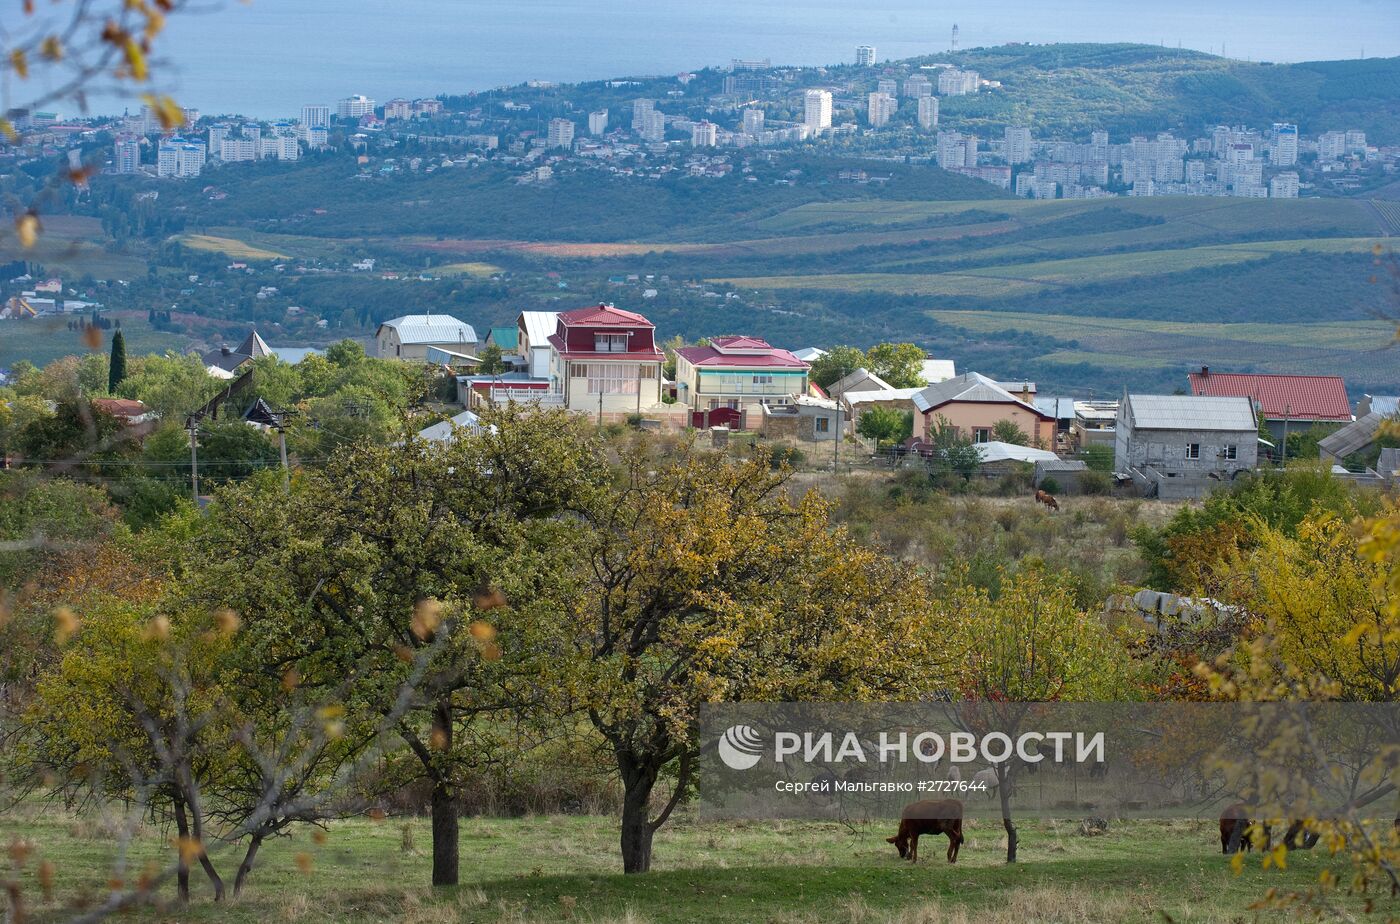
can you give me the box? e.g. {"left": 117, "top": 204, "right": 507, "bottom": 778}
{"left": 1, "top": 802, "right": 1380, "bottom": 924}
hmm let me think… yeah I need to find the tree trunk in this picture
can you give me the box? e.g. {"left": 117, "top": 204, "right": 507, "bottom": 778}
{"left": 182, "top": 783, "right": 225, "bottom": 901}
{"left": 619, "top": 757, "right": 660, "bottom": 874}
{"left": 172, "top": 797, "right": 192, "bottom": 902}
{"left": 998, "top": 771, "right": 1018, "bottom": 864}
{"left": 429, "top": 697, "right": 459, "bottom": 887}
{"left": 233, "top": 834, "right": 263, "bottom": 896}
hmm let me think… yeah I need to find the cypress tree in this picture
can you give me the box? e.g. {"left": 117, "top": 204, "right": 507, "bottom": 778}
{"left": 108, "top": 330, "right": 127, "bottom": 393}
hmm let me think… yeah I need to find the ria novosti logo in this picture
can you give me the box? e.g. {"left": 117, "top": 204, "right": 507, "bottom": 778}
{"left": 718, "top": 724, "right": 765, "bottom": 770}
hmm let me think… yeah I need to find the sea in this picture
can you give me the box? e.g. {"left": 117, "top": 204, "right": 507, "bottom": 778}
{"left": 106, "top": 0, "right": 1400, "bottom": 118}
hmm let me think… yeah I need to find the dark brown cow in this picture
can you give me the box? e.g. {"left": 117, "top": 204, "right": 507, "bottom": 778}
{"left": 1219, "top": 803, "right": 1266, "bottom": 854}
{"left": 1034, "top": 489, "right": 1060, "bottom": 511}
{"left": 887, "top": 799, "right": 964, "bottom": 863}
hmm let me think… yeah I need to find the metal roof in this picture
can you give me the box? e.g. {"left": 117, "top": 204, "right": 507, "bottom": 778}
{"left": 417, "top": 410, "right": 486, "bottom": 444}
{"left": 842, "top": 387, "right": 923, "bottom": 406}
{"left": 518, "top": 311, "right": 557, "bottom": 348}
{"left": 974, "top": 441, "right": 1059, "bottom": 464}
{"left": 1317, "top": 413, "right": 1385, "bottom": 459}
{"left": 1187, "top": 370, "right": 1352, "bottom": 422}
{"left": 557, "top": 303, "right": 653, "bottom": 327}
{"left": 1125, "top": 394, "right": 1256, "bottom": 431}
{"left": 921, "top": 359, "right": 956, "bottom": 383}
{"left": 487, "top": 326, "right": 519, "bottom": 351}
{"left": 912, "top": 372, "right": 1050, "bottom": 417}
{"left": 378, "top": 314, "right": 477, "bottom": 345}
{"left": 1035, "top": 396, "right": 1076, "bottom": 420}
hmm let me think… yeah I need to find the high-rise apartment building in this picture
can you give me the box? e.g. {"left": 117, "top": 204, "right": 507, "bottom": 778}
{"left": 632, "top": 98, "right": 655, "bottom": 131}
{"left": 742, "top": 108, "right": 765, "bottom": 135}
{"left": 336, "top": 95, "right": 375, "bottom": 119}
{"left": 902, "top": 75, "right": 932, "bottom": 98}
{"left": 1004, "top": 126, "right": 1033, "bottom": 165}
{"left": 916, "top": 96, "right": 939, "bottom": 130}
{"left": 937, "top": 69, "right": 980, "bottom": 96}
{"left": 301, "top": 105, "right": 330, "bottom": 129}
{"left": 588, "top": 109, "right": 608, "bottom": 136}
{"left": 691, "top": 121, "right": 717, "bottom": 147}
{"left": 639, "top": 109, "right": 666, "bottom": 142}
{"left": 867, "top": 92, "right": 896, "bottom": 128}
{"left": 547, "top": 118, "right": 575, "bottom": 149}
{"left": 803, "top": 89, "right": 832, "bottom": 134}
{"left": 113, "top": 136, "right": 140, "bottom": 173}
{"left": 1270, "top": 123, "right": 1298, "bottom": 166}
{"left": 855, "top": 45, "right": 876, "bottom": 66}
{"left": 384, "top": 99, "right": 413, "bottom": 120}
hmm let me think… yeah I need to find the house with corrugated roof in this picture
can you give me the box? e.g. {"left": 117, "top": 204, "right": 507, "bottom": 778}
{"left": 1115, "top": 394, "right": 1257, "bottom": 497}
{"left": 910, "top": 372, "right": 1057, "bottom": 446}
{"left": 516, "top": 310, "right": 558, "bottom": 379}
{"left": 375, "top": 314, "right": 478, "bottom": 360}
{"left": 1186, "top": 367, "right": 1351, "bottom": 442}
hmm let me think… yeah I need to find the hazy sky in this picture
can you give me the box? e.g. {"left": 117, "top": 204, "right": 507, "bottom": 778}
{"left": 133, "top": 0, "right": 1400, "bottom": 116}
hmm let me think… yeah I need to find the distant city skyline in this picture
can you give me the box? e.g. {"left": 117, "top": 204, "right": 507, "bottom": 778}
{"left": 115, "top": 0, "right": 1400, "bottom": 118}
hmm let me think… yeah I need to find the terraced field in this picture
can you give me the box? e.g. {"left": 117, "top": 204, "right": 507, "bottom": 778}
{"left": 934, "top": 310, "right": 1400, "bottom": 382}
{"left": 0, "top": 215, "right": 145, "bottom": 279}
{"left": 720, "top": 237, "right": 1387, "bottom": 296}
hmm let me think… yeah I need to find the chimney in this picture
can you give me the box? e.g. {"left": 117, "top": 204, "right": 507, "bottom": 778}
{"left": 1200, "top": 365, "right": 1209, "bottom": 376}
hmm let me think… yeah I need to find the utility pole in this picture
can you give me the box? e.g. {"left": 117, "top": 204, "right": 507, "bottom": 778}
{"left": 1281, "top": 404, "right": 1290, "bottom": 465}
{"left": 833, "top": 401, "right": 842, "bottom": 473}
{"left": 187, "top": 416, "right": 200, "bottom": 502}
{"left": 277, "top": 424, "right": 290, "bottom": 492}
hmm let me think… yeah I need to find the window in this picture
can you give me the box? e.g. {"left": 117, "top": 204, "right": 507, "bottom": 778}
{"left": 1224, "top": 445, "right": 1238, "bottom": 460}
{"left": 751, "top": 374, "right": 774, "bottom": 385}
{"left": 586, "top": 362, "right": 640, "bottom": 395}
{"left": 815, "top": 417, "right": 830, "bottom": 433}
{"left": 973, "top": 428, "right": 990, "bottom": 444}
{"left": 1185, "top": 443, "right": 1200, "bottom": 459}
{"left": 593, "top": 333, "right": 628, "bottom": 353}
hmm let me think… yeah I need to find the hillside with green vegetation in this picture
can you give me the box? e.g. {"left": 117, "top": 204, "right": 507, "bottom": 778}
{"left": 915, "top": 44, "right": 1400, "bottom": 143}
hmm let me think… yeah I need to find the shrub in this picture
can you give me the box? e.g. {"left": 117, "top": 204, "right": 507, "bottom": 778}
{"left": 1039, "top": 476, "right": 1062, "bottom": 494}
{"left": 1079, "top": 470, "right": 1112, "bottom": 495}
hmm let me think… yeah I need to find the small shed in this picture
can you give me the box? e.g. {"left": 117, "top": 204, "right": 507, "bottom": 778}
{"left": 1034, "top": 458, "right": 1089, "bottom": 492}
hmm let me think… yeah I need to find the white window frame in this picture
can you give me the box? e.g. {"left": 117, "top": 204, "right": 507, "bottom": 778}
{"left": 1185, "top": 443, "right": 1201, "bottom": 459}
{"left": 593, "top": 333, "right": 628, "bottom": 353}
{"left": 586, "top": 362, "right": 640, "bottom": 395}
{"left": 1224, "top": 444, "right": 1238, "bottom": 460}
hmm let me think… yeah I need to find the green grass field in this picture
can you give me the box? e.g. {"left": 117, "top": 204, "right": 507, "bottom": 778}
{"left": 932, "top": 310, "right": 1399, "bottom": 381}
{"left": 0, "top": 216, "right": 145, "bottom": 280}
{"left": 0, "top": 313, "right": 191, "bottom": 370}
{"left": 719, "top": 238, "right": 1387, "bottom": 297}
{"left": 0, "top": 803, "right": 1379, "bottom": 924}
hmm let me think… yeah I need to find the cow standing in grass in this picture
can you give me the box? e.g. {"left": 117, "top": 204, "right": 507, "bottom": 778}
{"left": 887, "top": 799, "right": 964, "bottom": 863}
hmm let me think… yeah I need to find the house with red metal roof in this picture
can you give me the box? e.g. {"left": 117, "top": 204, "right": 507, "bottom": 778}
{"left": 1185, "top": 367, "right": 1352, "bottom": 441}
{"left": 672, "top": 336, "right": 811, "bottom": 428}
{"left": 547, "top": 303, "right": 666, "bottom": 418}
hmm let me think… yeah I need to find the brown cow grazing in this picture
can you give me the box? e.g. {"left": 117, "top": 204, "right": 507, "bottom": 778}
{"left": 887, "top": 799, "right": 964, "bottom": 863}
{"left": 1219, "top": 803, "right": 1266, "bottom": 854}
{"left": 1034, "top": 489, "right": 1060, "bottom": 511}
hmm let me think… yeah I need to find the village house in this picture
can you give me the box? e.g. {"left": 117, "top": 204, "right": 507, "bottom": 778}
{"left": 1186, "top": 368, "right": 1352, "bottom": 442}
{"left": 375, "top": 314, "right": 479, "bottom": 360}
{"left": 546, "top": 303, "right": 666, "bottom": 418}
{"left": 1115, "top": 394, "right": 1258, "bottom": 499}
{"left": 910, "top": 372, "right": 1057, "bottom": 446}
{"left": 672, "top": 336, "right": 810, "bottom": 428}
{"left": 201, "top": 330, "right": 272, "bottom": 377}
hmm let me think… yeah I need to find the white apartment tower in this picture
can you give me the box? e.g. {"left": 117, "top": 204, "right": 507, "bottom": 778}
{"left": 855, "top": 45, "right": 876, "bottom": 66}
{"left": 1004, "top": 126, "right": 1033, "bottom": 165}
{"left": 301, "top": 105, "right": 330, "bottom": 129}
{"left": 336, "top": 95, "right": 375, "bottom": 119}
{"left": 1269, "top": 172, "right": 1300, "bottom": 199}
{"left": 632, "top": 98, "right": 655, "bottom": 131}
{"left": 902, "top": 75, "right": 933, "bottom": 98}
{"left": 113, "top": 136, "right": 140, "bottom": 173}
{"left": 639, "top": 109, "right": 666, "bottom": 143}
{"left": 588, "top": 109, "right": 608, "bottom": 136}
{"left": 1271, "top": 123, "right": 1298, "bottom": 166}
{"left": 691, "top": 121, "right": 717, "bottom": 147}
{"left": 804, "top": 89, "right": 832, "bottom": 134}
{"left": 547, "top": 118, "right": 575, "bottom": 149}
{"left": 867, "top": 92, "right": 896, "bottom": 128}
{"left": 384, "top": 99, "right": 413, "bottom": 120}
{"left": 916, "top": 96, "right": 939, "bottom": 130}
{"left": 937, "top": 69, "right": 979, "bottom": 96}
{"left": 742, "top": 108, "right": 765, "bottom": 135}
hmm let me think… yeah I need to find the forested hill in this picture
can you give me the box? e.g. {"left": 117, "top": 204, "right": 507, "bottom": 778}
{"left": 902, "top": 43, "right": 1400, "bottom": 143}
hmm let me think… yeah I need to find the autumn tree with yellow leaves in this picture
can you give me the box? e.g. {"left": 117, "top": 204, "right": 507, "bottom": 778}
{"left": 557, "top": 442, "right": 949, "bottom": 873}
